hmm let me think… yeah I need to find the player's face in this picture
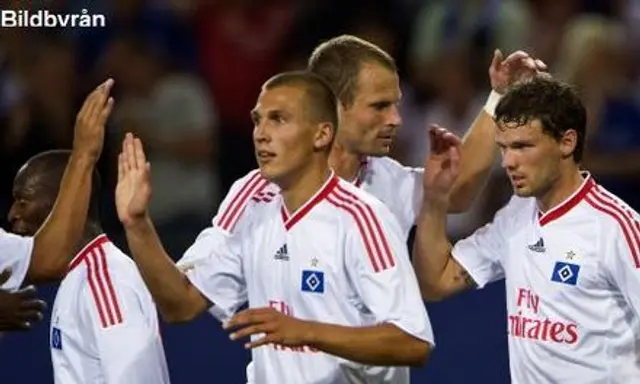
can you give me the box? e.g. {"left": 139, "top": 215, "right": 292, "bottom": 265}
{"left": 252, "top": 85, "right": 323, "bottom": 184}
{"left": 8, "top": 169, "right": 53, "bottom": 236}
{"left": 339, "top": 63, "right": 402, "bottom": 156}
{"left": 496, "top": 119, "right": 566, "bottom": 198}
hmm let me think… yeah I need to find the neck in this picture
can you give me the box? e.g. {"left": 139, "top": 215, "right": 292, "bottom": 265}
{"left": 537, "top": 166, "right": 585, "bottom": 213}
{"left": 73, "top": 222, "right": 104, "bottom": 257}
{"left": 329, "top": 143, "right": 363, "bottom": 182}
{"left": 280, "top": 162, "right": 331, "bottom": 214}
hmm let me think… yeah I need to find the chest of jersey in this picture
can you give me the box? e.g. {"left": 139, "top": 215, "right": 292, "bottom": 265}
{"left": 503, "top": 209, "right": 613, "bottom": 346}
{"left": 241, "top": 204, "right": 363, "bottom": 323}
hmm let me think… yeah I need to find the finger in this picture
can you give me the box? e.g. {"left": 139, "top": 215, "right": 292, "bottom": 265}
{"left": 443, "top": 131, "right": 462, "bottom": 147}
{"left": 230, "top": 323, "right": 273, "bottom": 341}
{"left": 0, "top": 268, "right": 12, "bottom": 285}
{"left": 245, "top": 334, "right": 278, "bottom": 349}
{"left": 122, "top": 134, "right": 134, "bottom": 171}
{"left": 126, "top": 134, "right": 139, "bottom": 170}
{"left": 20, "top": 298, "right": 47, "bottom": 311}
{"left": 97, "top": 97, "right": 115, "bottom": 127}
{"left": 117, "top": 153, "right": 125, "bottom": 181}
{"left": 87, "top": 79, "right": 114, "bottom": 121}
{"left": 489, "top": 49, "right": 503, "bottom": 71}
{"left": 18, "top": 309, "right": 44, "bottom": 323}
{"left": 502, "top": 50, "right": 529, "bottom": 66}
{"left": 449, "top": 145, "right": 461, "bottom": 175}
{"left": 15, "top": 285, "right": 37, "bottom": 299}
{"left": 534, "top": 59, "right": 547, "bottom": 71}
{"left": 133, "top": 138, "right": 147, "bottom": 170}
{"left": 224, "top": 308, "right": 274, "bottom": 330}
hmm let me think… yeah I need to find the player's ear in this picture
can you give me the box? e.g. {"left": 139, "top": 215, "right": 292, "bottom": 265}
{"left": 559, "top": 129, "right": 577, "bottom": 159}
{"left": 313, "top": 122, "right": 334, "bottom": 151}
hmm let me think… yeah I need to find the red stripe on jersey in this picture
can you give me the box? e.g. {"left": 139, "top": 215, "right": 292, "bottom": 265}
{"left": 85, "top": 255, "right": 108, "bottom": 328}
{"left": 596, "top": 186, "right": 640, "bottom": 234}
{"left": 218, "top": 175, "right": 270, "bottom": 232}
{"left": 97, "top": 245, "right": 123, "bottom": 324}
{"left": 591, "top": 189, "right": 640, "bottom": 255}
{"left": 335, "top": 185, "right": 395, "bottom": 269}
{"left": 86, "top": 248, "right": 123, "bottom": 328}
{"left": 217, "top": 173, "right": 263, "bottom": 229}
{"left": 326, "top": 194, "right": 380, "bottom": 272}
{"left": 68, "top": 234, "right": 109, "bottom": 273}
{"left": 585, "top": 192, "right": 640, "bottom": 267}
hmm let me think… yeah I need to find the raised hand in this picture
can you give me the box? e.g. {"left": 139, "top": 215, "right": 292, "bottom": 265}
{"left": 0, "top": 269, "right": 46, "bottom": 331}
{"left": 73, "top": 79, "right": 114, "bottom": 162}
{"left": 116, "top": 133, "right": 153, "bottom": 227}
{"left": 489, "top": 50, "right": 548, "bottom": 94}
{"left": 423, "top": 125, "right": 462, "bottom": 204}
{"left": 224, "top": 307, "right": 313, "bottom": 350}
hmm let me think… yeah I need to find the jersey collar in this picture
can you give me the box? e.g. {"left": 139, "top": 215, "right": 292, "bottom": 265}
{"left": 68, "top": 234, "right": 109, "bottom": 273}
{"left": 280, "top": 171, "right": 339, "bottom": 230}
{"left": 538, "top": 171, "right": 595, "bottom": 226}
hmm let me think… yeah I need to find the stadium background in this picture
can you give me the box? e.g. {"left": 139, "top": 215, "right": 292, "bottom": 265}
{"left": 1, "top": 0, "right": 638, "bottom": 382}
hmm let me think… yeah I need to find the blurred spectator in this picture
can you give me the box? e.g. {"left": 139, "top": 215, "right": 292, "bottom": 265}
{"left": 0, "top": 37, "right": 80, "bottom": 219}
{"left": 527, "top": 0, "right": 581, "bottom": 66}
{"left": 191, "top": 0, "right": 295, "bottom": 191}
{"left": 409, "top": 0, "right": 531, "bottom": 97}
{"left": 105, "top": 34, "right": 219, "bottom": 257}
{"left": 556, "top": 14, "right": 640, "bottom": 209}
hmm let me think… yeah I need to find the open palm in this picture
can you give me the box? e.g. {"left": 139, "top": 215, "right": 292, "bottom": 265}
{"left": 116, "top": 133, "right": 152, "bottom": 227}
{"left": 423, "top": 125, "right": 462, "bottom": 202}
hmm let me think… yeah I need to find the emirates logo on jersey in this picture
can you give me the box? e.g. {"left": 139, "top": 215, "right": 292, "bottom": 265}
{"left": 509, "top": 288, "right": 579, "bottom": 345}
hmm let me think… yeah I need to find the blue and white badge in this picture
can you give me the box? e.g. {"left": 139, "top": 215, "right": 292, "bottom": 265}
{"left": 51, "top": 327, "right": 62, "bottom": 350}
{"left": 551, "top": 262, "right": 580, "bottom": 286}
{"left": 301, "top": 270, "right": 324, "bottom": 293}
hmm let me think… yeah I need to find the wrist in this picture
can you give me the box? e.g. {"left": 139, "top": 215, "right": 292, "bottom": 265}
{"left": 123, "top": 215, "right": 152, "bottom": 233}
{"left": 68, "top": 152, "right": 97, "bottom": 168}
{"left": 301, "top": 320, "right": 320, "bottom": 346}
{"left": 483, "top": 90, "right": 503, "bottom": 118}
{"left": 422, "top": 194, "right": 450, "bottom": 212}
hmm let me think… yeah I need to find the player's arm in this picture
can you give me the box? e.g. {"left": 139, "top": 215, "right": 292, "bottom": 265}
{"left": 413, "top": 127, "right": 506, "bottom": 301}
{"left": 28, "top": 80, "right": 114, "bottom": 282}
{"left": 78, "top": 282, "right": 169, "bottom": 383}
{"left": 117, "top": 134, "right": 248, "bottom": 323}
{"left": 448, "top": 50, "right": 545, "bottom": 212}
{"left": 0, "top": 269, "right": 45, "bottom": 331}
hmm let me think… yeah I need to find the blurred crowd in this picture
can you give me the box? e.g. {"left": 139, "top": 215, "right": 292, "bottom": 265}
{"left": 1, "top": 0, "right": 639, "bottom": 255}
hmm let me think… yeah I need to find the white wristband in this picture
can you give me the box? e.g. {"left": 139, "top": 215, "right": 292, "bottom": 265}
{"left": 483, "top": 90, "right": 503, "bottom": 118}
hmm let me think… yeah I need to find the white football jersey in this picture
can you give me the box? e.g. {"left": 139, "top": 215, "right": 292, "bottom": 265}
{"left": 178, "top": 170, "right": 433, "bottom": 384}
{"left": 354, "top": 157, "right": 423, "bottom": 238}
{"left": 0, "top": 229, "right": 33, "bottom": 291}
{"left": 51, "top": 234, "right": 171, "bottom": 384}
{"left": 452, "top": 173, "right": 640, "bottom": 383}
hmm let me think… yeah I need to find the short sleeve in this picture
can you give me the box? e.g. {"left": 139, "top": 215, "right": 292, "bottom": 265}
{"left": 175, "top": 171, "right": 267, "bottom": 322}
{"left": 0, "top": 230, "right": 33, "bottom": 291}
{"left": 604, "top": 208, "right": 640, "bottom": 318}
{"left": 345, "top": 199, "right": 434, "bottom": 345}
{"left": 177, "top": 227, "right": 247, "bottom": 322}
{"left": 451, "top": 197, "right": 516, "bottom": 288}
{"left": 78, "top": 282, "right": 169, "bottom": 384}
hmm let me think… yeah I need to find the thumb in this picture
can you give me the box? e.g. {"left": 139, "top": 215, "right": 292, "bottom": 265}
{"left": 490, "top": 49, "right": 503, "bottom": 71}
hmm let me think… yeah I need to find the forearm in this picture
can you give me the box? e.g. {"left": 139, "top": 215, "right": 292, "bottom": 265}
{"left": 413, "top": 200, "right": 453, "bottom": 300}
{"left": 583, "top": 153, "right": 640, "bottom": 176}
{"left": 305, "top": 322, "right": 429, "bottom": 366}
{"left": 124, "top": 217, "right": 206, "bottom": 322}
{"left": 30, "top": 154, "right": 95, "bottom": 282}
{"left": 449, "top": 110, "right": 498, "bottom": 212}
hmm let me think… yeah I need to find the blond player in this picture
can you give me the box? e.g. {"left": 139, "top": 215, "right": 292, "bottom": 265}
{"left": 116, "top": 71, "right": 433, "bottom": 383}
{"left": 416, "top": 77, "right": 640, "bottom": 382}
{"left": 0, "top": 79, "right": 113, "bottom": 331}
{"left": 9, "top": 150, "right": 171, "bottom": 384}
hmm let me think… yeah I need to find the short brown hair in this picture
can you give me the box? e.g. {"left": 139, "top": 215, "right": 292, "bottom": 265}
{"left": 263, "top": 71, "right": 338, "bottom": 138}
{"left": 307, "top": 35, "right": 396, "bottom": 106}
